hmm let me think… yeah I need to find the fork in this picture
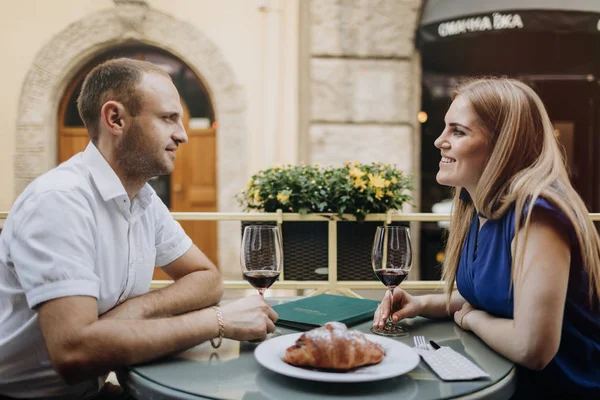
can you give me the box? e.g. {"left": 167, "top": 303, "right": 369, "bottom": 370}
{"left": 413, "top": 335, "right": 429, "bottom": 351}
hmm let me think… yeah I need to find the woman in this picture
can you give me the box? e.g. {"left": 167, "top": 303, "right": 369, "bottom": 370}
{"left": 374, "top": 78, "right": 600, "bottom": 398}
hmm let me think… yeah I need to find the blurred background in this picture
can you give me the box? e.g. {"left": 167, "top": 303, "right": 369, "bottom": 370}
{"left": 1, "top": 0, "right": 599, "bottom": 283}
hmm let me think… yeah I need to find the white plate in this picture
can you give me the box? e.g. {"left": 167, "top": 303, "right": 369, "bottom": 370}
{"left": 254, "top": 332, "right": 420, "bottom": 383}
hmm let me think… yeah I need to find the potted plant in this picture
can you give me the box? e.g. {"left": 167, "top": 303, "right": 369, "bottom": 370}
{"left": 237, "top": 162, "right": 413, "bottom": 280}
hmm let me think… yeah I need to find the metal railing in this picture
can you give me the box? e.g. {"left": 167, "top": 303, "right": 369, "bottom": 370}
{"left": 2, "top": 211, "right": 600, "bottom": 297}
{"left": 173, "top": 211, "right": 454, "bottom": 297}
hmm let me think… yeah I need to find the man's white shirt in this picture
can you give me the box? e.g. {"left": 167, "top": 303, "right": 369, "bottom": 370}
{"left": 0, "top": 143, "right": 192, "bottom": 398}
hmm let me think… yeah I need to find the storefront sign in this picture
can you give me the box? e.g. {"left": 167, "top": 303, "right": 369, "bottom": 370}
{"left": 438, "top": 13, "right": 524, "bottom": 38}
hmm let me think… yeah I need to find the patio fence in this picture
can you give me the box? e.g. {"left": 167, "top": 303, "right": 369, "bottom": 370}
{"left": 3, "top": 211, "right": 599, "bottom": 297}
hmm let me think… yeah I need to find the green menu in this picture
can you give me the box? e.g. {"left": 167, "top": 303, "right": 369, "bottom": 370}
{"left": 273, "top": 294, "right": 379, "bottom": 331}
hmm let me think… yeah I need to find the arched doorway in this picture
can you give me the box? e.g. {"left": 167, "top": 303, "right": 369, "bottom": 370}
{"left": 57, "top": 46, "right": 218, "bottom": 279}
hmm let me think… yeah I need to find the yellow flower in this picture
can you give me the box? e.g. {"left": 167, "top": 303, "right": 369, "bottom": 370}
{"left": 375, "top": 189, "right": 384, "bottom": 200}
{"left": 272, "top": 163, "right": 282, "bottom": 170}
{"left": 277, "top": 192, "right": 290, "bottom": 203}
{"left": 311, "top": 180, "right": 316, "bottom": 184}
{"left": 353, "top": 179, "right": 367, "bottom": 190}
{"left": 349, "top": 167, "right": 366, "bottom": 179}
{"left": 386, "top": 190, "right": 394, "bottom": 196}
{"left": 345, "top": 161, "right": 351, "bottom": 167}
{"left": 368, "top": 173, "right": 386, "bottom": 188}
{"left": 384, "top": 179, "right": 391, "bottom": 188}
{"left": 353, "top": 161, "right": 360, "bottom": 167}
{"left": 245, "top": 179, "right": 254, "bottom": 190}
{"left": 391, "top": 177, "right": 398, "bottom": 184}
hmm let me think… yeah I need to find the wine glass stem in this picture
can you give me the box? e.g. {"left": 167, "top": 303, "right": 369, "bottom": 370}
{"left": 387, "top": 288, "right": 395, "bottom": 323}
{"left": 258, "top": 289, "right": 266, "bottom": 297}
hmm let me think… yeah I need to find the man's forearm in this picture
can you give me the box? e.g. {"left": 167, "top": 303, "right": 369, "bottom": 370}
{"left": 60, "top": 308, "right": 219, "bottom": 384}
{"left": 102, "top": 269, "right": 223, "bottom": 320}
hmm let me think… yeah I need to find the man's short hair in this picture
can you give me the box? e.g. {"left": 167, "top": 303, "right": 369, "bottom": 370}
{"left": 77, "top": 58, "right": 171, "bottom": 143}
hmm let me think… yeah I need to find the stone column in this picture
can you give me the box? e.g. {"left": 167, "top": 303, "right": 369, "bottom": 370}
{"left": 306, "top": 0, "right": 424, "bottom": 277}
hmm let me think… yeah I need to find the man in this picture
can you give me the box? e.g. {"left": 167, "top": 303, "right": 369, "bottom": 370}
{"left": 0, "top": 58, "right": 278, "bottom": 399}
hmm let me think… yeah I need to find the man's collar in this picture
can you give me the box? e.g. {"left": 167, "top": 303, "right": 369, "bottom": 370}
{"left": 137, "top": 184, "right": 154, "bottom": 209}
{"left": 82, "top": 142, "right": 127, "bottom": 201}
{"left": 82, "top": 142, "right": 155, "bottom": 206}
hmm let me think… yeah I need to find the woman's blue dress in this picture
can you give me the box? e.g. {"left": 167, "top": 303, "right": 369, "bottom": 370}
{"left": 456, "top": 196, "right": 600, "bottom": 398}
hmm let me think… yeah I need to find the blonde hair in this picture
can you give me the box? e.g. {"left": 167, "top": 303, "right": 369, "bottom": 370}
{"left": 442, "top": 77, "right": 600, "bottom": 307}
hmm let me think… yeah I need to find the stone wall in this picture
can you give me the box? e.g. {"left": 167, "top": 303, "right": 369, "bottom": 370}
{"left": 307, "top": 0, "right": 423, "bottom": 277}
{"left": 308, "top": 0, "right": 422, "bottom": 180}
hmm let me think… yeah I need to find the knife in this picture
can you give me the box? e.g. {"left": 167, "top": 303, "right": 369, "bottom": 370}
{"left": 429, "top": 340, "right": 441, "bottom": 350}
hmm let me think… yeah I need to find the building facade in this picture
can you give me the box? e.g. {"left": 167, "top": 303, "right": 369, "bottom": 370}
{"left": 3, "top": 0, "right": 599, "bottom": 279}
{"left": 1, "top": 0, "right": 423, "bottom": 279}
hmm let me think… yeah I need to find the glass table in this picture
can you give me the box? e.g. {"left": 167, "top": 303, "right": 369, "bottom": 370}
{"left": 122, "top": 298, "right": 516, "bottom": 400}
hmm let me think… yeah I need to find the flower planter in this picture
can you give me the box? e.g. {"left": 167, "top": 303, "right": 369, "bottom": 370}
{"left": 241, "top": 220, "right": 408, "bottom": 281}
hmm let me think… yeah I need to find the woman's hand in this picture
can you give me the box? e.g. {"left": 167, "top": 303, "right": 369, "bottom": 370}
{"left": 454, "top": 302, "right": 476, "bottom": 331}
{"left": 372, "top": 288, "right": 423, "bottom": 329}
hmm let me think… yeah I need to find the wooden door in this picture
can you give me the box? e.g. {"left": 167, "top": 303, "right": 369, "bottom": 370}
{"left": 171, "top": 118, "right": 218, "bottom": 272}
{"left": 58, "top": 47, "right": 218, "bottom": 280}
{"left": 58, "top": 127, "right": 89, "bottom": 163}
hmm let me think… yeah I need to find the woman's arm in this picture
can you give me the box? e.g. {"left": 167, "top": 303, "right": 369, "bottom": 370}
{"left": 418, "top": 290, "right": 467, "bottom": 319}
{"left": 458, "top": 207, "right": 570, "bottom": 370}
{"left": 373, "top": 289, "right": 466, "bottom": 328}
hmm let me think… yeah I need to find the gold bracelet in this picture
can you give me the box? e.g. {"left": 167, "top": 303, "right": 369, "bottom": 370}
{"left": 459, "top": 308, "right": 475, "bottom": 330}
{"left": 210, "top": 306, "right": 225, "bottom": 349}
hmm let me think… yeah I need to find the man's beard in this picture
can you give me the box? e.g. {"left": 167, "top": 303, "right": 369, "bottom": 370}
{"left": 116, "top": 121, "right": 172, "bottom": 181}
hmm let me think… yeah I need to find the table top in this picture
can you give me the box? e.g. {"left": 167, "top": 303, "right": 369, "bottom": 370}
{"left": 123, "top": 298, "right": 516, "bottom": 400}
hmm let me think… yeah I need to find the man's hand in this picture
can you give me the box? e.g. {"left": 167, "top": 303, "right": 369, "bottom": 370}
{"left": 219, "top": 295, "right": 279, "bottom": 341}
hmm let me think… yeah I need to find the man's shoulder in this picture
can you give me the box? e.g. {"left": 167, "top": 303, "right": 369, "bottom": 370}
{"left": 12, "top": 161, "right": 95, "bottom": 215}
{"left": 31, "top": 159, "right": 91, "bottom": 195}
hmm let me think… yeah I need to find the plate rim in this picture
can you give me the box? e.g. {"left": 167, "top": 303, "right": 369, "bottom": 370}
{"left": 254, "top": 332, "right": 420, "bottom": 383}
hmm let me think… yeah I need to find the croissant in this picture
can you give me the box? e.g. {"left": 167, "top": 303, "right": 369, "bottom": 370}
{"left": 283, "top": 322, "right": 385, "bottom": 370}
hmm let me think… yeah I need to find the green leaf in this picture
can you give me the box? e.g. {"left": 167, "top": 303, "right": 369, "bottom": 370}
{"left": 235, "top": 162, "right": 413, "bottom": 219}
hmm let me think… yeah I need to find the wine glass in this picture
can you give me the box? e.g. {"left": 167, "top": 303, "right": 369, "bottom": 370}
{"left": 241, "top": 225, "right": 283, "bottom": 340}
{"left": 241, "top": 225, "right": 283, "bottom": 296}
{"left": 370, "top": 225, "right": 413, "bottom": 337}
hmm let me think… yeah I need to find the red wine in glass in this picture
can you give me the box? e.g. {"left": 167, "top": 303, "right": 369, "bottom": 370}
{"left": 374, "top": 269, "right": 408, "bottom": 288}
{"left": 241, "top": 225, "right": 283, "bottom": 341}
{"left": 241, "top": 225, "right": 283, "bottom": 296}
{"left": 370, "top": 226, "right": 412, "bottom": 337}
{"left": 243, "top": 270, "right": 281, "bottom": 291}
